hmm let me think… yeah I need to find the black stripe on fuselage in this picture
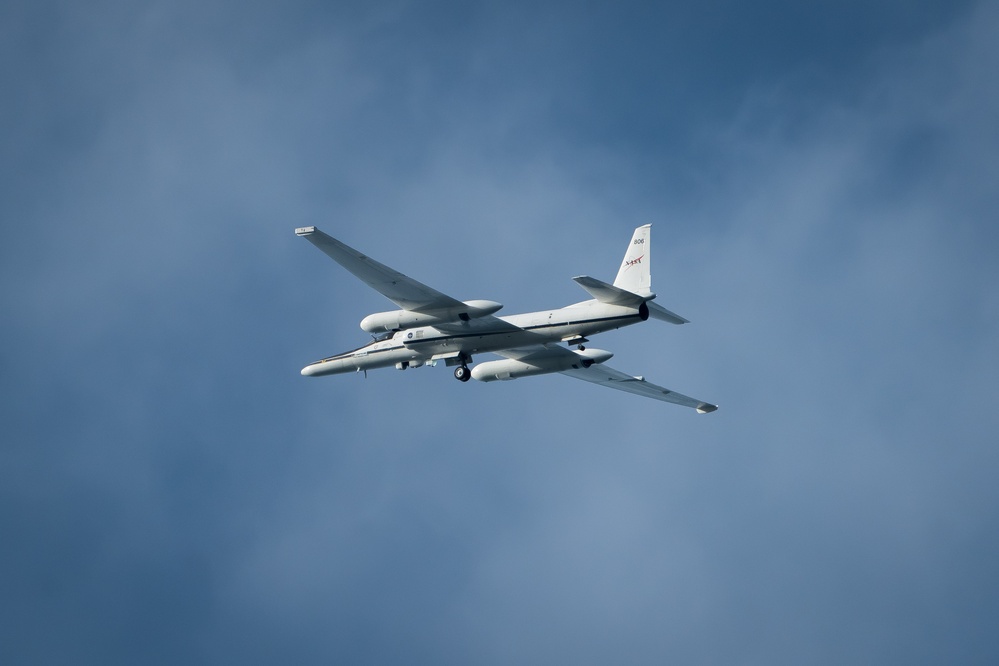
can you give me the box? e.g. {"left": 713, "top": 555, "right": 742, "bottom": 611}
{"left": 309, "top": 344, "right": 400, "bottom": 366}
{"left": 403, "top": 313, "right": 640, "bottom": 345}
{"left": 306, "top": 313, "right": 639, "bottom": 367}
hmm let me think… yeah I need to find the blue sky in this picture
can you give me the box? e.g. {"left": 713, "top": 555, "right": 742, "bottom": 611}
{"left": 3, "top": 1, "right": 999, "bottom": 663}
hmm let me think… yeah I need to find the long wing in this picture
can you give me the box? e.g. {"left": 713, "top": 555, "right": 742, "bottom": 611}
{"left": 296, "top": 226, "right": 466, "bottom": 313}
{"left": 562, "top": 364, "right": 718, "bottom": 413}
{"left": 495, "top": 345, "right": 718, "bottom": 413}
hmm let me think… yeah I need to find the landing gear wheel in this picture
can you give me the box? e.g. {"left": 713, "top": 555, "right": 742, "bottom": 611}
{"left": 454, "top": 366, "right": 471, "bottom": 382}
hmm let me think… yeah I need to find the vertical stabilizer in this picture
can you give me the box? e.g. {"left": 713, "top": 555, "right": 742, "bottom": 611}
{"left": 613, "top": 224, "right": 652, "bottom": 295}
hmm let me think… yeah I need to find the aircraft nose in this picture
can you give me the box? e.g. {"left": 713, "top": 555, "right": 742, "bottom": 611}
{"left": 301, "top": 363, "right": 320, "bottom": 376}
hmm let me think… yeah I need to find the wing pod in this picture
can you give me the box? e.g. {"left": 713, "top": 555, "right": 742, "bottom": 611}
{"left": 471, "top": 348, "right": 613, "bottom": 382}
{"left": 360, "top": 300, "right": 502, "bottom": 333}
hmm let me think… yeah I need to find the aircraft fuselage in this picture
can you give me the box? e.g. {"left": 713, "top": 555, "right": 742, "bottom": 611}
{"left": 301, "top": 300, "right": 645, "bottom": 377}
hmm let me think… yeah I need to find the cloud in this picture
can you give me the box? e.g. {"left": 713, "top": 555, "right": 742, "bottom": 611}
{"left": 2, "top": 1, "right": 998, "bottom": 664}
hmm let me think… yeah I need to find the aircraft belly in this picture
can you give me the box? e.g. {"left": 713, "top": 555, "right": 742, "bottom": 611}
{"left": 405, "top": 333, "right": 532, "bottom": 356}
{"left": 402, "top": 318, "right": 638, "bottom": 357}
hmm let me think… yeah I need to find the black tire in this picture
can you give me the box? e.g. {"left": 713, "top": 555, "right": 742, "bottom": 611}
{"left": 454, "top": 366, "right": 471, "bottom": 382}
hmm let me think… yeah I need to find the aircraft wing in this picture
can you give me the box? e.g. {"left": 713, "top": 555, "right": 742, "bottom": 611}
{"left": 296, "top": 226, "right": 467, "bottom": 313}
{"left": 494, "top": 345, "right": 718, "bottom": 412}
{"left": 561, "top": 364, "right": 718, "bottom": 413}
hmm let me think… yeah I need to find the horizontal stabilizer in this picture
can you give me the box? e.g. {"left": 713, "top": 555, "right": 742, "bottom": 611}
{"left": 646, "top": 301, "right": 689, "bottom": 325}
{"left": 573, "top": 276, "right": 649, "bottom": 308}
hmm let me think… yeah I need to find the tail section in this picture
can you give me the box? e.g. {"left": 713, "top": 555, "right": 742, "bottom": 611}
{"left": 591, "top": 224, "right": 687, "bottom": 325}
{"left": 613, "top": 224, "right": 652, "bottom": 296}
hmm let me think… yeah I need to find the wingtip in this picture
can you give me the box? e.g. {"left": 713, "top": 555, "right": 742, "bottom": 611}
{"left": 295, "top": 226, "right": 317, "bottom": 236}
{"left": 696, "top": 403, "right": 719, "bottom": 414}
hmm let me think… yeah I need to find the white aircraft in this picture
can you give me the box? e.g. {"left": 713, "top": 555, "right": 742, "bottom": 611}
{"left": 296, "top": 225, "right": 717, "bottom": 413}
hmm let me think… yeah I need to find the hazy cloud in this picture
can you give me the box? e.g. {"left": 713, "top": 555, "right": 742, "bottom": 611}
{"left": 2, "top": 1, "right": 997, "bottom": 664}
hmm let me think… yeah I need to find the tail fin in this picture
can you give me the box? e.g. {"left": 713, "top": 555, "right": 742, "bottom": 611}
{"left": 607, "top": 224, "right": 689, "bottom": 324}
{"left": 613, "top": 224, "right": 652, "bottom": 296}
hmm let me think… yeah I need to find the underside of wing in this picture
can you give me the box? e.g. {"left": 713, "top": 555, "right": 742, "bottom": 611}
{"left": 561, "top": 363, "right": 718, "bottom": 413}
{"left": 485, "top": 346, "right": 716, "bottom": 412}
{"left": 296, "top": 226, "right": 466, "bottom": 313}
